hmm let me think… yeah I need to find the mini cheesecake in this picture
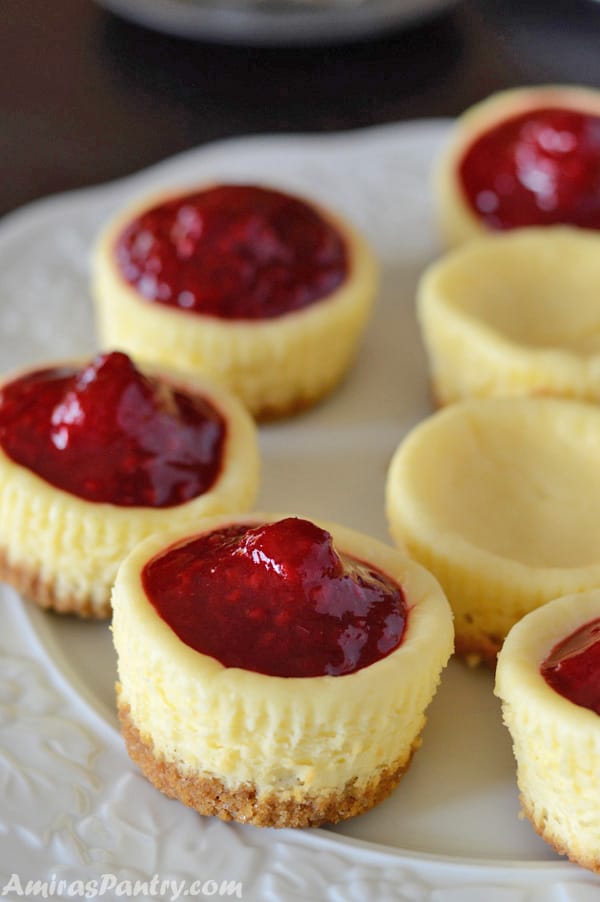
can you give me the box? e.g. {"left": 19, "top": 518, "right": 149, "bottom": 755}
{"left": 386, "top": 396, "right": 600, "bottom": 666}
{"left": 417, "top": 227, "right": 600, "bottom": 407}
{"left": 435, "top": 85, "right": 600, "bottom": 248}
{"left": 93, "top": 183, "right": 379, "bottom": 419}
{"left": 0, "top": 351, "right": 259, "bottom": 617}
{"left": 112, "top": 514, "right": 454, "bottom": 828}
{"left": 496, "top": 590, "right": 600, "bottom": 873}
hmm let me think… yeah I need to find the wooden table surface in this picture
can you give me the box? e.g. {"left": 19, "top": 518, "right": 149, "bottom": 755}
{"left": 2, "top": 0, "right": 600, "bottom": 218}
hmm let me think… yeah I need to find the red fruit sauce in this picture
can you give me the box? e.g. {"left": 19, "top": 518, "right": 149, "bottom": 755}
{"left": 0, "top": 352, "right": 225, "bottom": 507}
{"left": 142, "top": 517, "right": 408, "bottom": 678}
{"left": 540, "top": 617, "right": 600, "bottom": 715}
{"left": 114, "top": 184, "right": 348, "bottom": 320}
{"left": 459, "top": 107, "right": 600, "bottom": 230}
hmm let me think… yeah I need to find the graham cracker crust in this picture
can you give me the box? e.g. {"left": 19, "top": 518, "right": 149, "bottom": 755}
{"left": 252, "top": 373, "right": 347, "bottom": 422}
{"left": 118, "top": 697, "right": 420, "bottom": 828}
{"left": 0, "top": 547, "right": 110, "bottom": 618}
{"left": 454, "top": 630, "right": 503, "bottom": 670}
{"left": 253, "top": 392, "right": 324, "bottom": 422}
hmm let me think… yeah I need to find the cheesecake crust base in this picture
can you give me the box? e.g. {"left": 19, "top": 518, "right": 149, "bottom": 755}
{"left": 454, "top": 631, "right": 502, "bottom": 670}
{"left": 0, "top": 547, "right": 110, "bottom": 618}
{"left": 118, "top": 698, "right": 420, "bottom": 828}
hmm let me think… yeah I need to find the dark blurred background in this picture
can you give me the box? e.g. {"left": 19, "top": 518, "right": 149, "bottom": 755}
{"left": 3, "top": 0, "right": 600, "bottom": 217}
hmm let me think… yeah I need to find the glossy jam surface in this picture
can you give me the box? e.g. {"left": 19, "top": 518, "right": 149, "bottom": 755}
{"left": 460, "top": 107, "right": 600, "bottom": 229}
{"left": 143, "top": 517, "right": 408, "bottom": 678}
{"left": 0, "top": 352, "right": 225, "bottom": 507}
{"left": 114, "top": 184, "right": 349, "bottom": 320}
{"left": 541, "top": 617, "right": 600, "bottom": 715}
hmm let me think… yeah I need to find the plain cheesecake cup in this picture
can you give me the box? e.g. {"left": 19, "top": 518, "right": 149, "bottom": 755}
{"left": 417, "top": 227, "right": 600, "bottom": 407}
{"left": 386, "top": 396, "right": 600, "bottom": 666}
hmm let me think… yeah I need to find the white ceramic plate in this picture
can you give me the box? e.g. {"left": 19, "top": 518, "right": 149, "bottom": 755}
{"left": 95, "top": 0, "right": 456, "bottom": 45}
{"left": 1, "top": 122, "right": 599, "bottom": 899}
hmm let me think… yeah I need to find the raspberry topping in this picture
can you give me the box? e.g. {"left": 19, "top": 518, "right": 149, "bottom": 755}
{"left": 114, "top": 184, "right": 348, "bottom": 320}
{"left": 0, "top": 352, "right": 225, "bottom": 507}
{"left": 143, "top": 517, "right": 408, "bottom": 678}
{"left": 459, "top": 107, "right": 600, "bottom": 229}
{"left": 541, "top": 617, "right": 600, "bottom": 715}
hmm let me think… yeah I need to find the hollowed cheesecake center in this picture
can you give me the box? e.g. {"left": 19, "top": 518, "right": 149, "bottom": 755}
{"left": 114, "top": 184, "right": 349, "bottom": 319}
{"left": 412, "top": 409, "right": 600, "bottom": 568}
{"left": 460, "top": 107, "right": 600, "bottom": 229}
{"left": 541, "top": 617, "right": 600, "bottom": 715}
{"left": 142, "top": 517, "right": 408, "bottom": 678}
{"left": 0, "top": 351, "right": 225, "bottom": 507}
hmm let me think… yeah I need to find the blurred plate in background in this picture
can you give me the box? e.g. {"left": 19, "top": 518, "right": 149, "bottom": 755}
{"left": 95, "top": 0, "right": 457, "bottom": 45}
